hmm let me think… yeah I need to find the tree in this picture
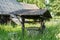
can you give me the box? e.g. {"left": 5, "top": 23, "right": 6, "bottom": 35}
{"left": 49, "top": 0, "right": 60, "bottom": 16}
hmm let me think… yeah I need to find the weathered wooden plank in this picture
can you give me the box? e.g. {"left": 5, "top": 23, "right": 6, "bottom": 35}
{"left": 0, "top": 0, "right": 39, "bottom": 14}
{"left": 21, "top": 18, "right": 25, "bottom": 38}
{"left": 26, "top": 27, "right": 39, "bottom": 31}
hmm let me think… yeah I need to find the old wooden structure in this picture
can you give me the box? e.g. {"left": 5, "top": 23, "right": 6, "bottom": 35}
{"left": 0, "top": 0, "right": 52, "bottom": 35}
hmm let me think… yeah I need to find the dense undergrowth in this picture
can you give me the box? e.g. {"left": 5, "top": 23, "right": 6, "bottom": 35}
{"left": 0, "top": 18, "right": 60, "bottom": 40}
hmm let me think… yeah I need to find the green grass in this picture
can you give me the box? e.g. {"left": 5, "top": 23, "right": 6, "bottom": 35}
{"left": 0, "top": 19, "right": 60, "bottom": 40}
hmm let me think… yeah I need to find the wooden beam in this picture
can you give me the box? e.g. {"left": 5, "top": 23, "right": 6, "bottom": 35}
{"left": 21, "top": 21, "right": 40, "bottom": 23}
{"left": 21, "top": 17, "right": 25, "bottom": 38}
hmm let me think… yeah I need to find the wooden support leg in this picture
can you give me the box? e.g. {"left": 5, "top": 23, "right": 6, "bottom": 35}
{"left": 41, "top": 20, "right": 45, "bottom": 30}
{"left": 40, "top": 20, "right": 45, "bottom": 33}
{"left": 21, "top": 18, "right": 25, "bottom": 38}
{"left": 15, "top": 16, "right": 25, "bottom": 39}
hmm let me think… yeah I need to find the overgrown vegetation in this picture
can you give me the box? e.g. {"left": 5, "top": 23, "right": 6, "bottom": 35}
{"left": 0, "top": 18, "right": 60, "bottom": 40}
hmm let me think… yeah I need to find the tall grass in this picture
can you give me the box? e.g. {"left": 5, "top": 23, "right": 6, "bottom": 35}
{"left": 0, "top": 18, "right": 60, "bottom": 40}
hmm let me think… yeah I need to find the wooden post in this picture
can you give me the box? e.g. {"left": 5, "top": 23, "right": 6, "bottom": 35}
{"left": 21, "top": 17, "right": 25, "bottom": 38}
{"left": 40, "top": 19, "right": 45, "bottom": 32}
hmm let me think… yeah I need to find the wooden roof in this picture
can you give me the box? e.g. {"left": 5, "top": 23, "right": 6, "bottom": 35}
{"left": 0, "top": 0, "right": 39, "bottom": 14}
{"left": 0, "top": 0, "right": 52, "bottom": 18}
